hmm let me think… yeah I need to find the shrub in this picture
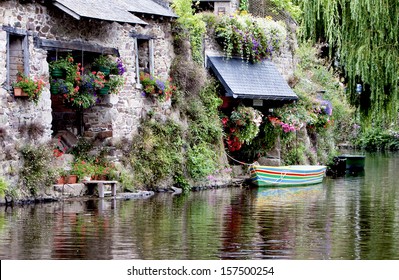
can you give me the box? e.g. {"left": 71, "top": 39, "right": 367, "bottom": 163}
{"left": 0, "top": 177, "right": 8, "bottom": 197}
{"left": 20, "top": 143, "right": 58, "bottom": 195}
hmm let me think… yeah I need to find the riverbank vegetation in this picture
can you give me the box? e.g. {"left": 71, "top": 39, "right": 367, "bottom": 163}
{"left": 4, "top": 0, "right": 397, "bottom": 200}
{"left": 227, "top": 41, "right": 354, "bottom": 166}
{"left": 299, "top": 0, "right": 399, "bottom": 129}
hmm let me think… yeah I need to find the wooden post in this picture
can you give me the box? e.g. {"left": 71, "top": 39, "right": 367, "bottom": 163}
{"left": 98, "top": 182, "right": 104, "bottom": 198}
{"left": 111, "top": 183, "right": 117, "bottom": 197}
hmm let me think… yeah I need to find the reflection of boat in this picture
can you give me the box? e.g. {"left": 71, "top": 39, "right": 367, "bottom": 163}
{"left": 337, "top": 155, "right": 365, "bottom": 172}
{"left": 249, "top": 165, "right": 326, "bottom": 187}
{"left": 256, "top": 184, "right": 323, "bottom": 206}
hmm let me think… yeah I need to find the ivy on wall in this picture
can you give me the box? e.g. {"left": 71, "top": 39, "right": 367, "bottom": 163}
{"left": 172, "top": 0, "right": 206, "bottom": 64}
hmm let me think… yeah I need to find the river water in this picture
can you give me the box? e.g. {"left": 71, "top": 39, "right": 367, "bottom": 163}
{"left": 1, "top": 152, "right": 399, "bottom": 260}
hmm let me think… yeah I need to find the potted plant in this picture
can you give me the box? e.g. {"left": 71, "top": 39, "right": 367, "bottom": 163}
{"left": 12, "top": 72, "right": 45, "bottom": 104}
{"left": 93, "top": 55, "right": 117, "bottom": 76}
{"left": 92, "top": 161, "right": 116, "bottom": 180}
{"left": 107, "top": 74, "right": 126, "bottom": 94}
{"left": 55, "top": 169, "right": 67, "bottom": 184}
{"left": 72, "top": 160, "right": 95, "bottom": 182}
{"left": 140, "top": 72, "right": 176, "bottom": 102}
{"left": 49, "top": 55, "right": 79, "bottom": 83}
{"left": 50, "top": 78, "right": 74, "bottom": 95}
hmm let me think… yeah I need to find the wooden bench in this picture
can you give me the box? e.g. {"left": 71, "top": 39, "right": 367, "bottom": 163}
{"left": 83, "top": 180, "right": 118, "bottom": 198}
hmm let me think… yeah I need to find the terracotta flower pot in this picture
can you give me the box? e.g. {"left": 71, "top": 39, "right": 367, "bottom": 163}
{"left": 56, "top": 176, "right": 66, "bottom": 184}
{"left": 13, "top": 88, "right": 29, "bottom": 97}
{"left": 66, "top": 175, "right": 78, "bottom": 184}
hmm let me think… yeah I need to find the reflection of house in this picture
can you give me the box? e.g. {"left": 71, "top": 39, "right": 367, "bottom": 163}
{"left": 0, "top": 0, "right": 176, "bottom": 180}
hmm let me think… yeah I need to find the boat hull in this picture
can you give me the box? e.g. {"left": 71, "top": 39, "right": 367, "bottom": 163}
{"left": 249, "top": 165, "right": 327, "bottom": 187}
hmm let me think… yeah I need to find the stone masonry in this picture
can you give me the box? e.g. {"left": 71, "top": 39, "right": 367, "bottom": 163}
{"left": 0, "top": 1, "right": 175, "bottom": 185}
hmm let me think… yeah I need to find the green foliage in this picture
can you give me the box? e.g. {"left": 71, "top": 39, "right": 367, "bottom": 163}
{"left": 70, "top": 137, "right": 94, "bottom": 161}
{"left": 92, "top": 55, "right": 117, "bottom": 70}
{"left": 234, "top": 120, "right": 280, "bottom": 162}
{"left": 12, "top": 72, "right": 45, "bottom": 104}
{"left": 187, "top": 143, "right": 218, "bottom": 180}
{"left": 49, "top": 55, "right": 79, "bottom": 85}
{"left": 214, "top": 13, "right": 287, "bottom": 62}
{"left": 229, "top": 106, "right": 263, "bottom": 144}
{"left": 118, "top": 168, "right": 136, "bottom": 192}
{"left": 187, "top": 98, "right": 219, "bottom": 144}
{"left": 355, "top": 129, "right": 399, "bottom": 151}
{"left": 20, "top": 144, "right": 58, "bottom": 196}
{"left": 0, "top": 177, "right": 8, "bottom": 197}
{"left": 185, "top": 80, "right": 224, "bottom": 181}
{"left": 172, "top": 0, "right": 207, "bottom": 64}
{"left": 239, "top": 0, "right": 249, "bottom": 12}
{"left": 127, "top": 78, "right": 224, "bottom": 188}
{"left": 294, "top": 42, "right": 355, "bottom": 145}
{"left": 108, "top": 75, "right": 126, "bottom": 94}
{"left": 173, "top": 173, "right": 191, "bottom": 192}
{"left": 282, "top": 142, "right": 306, "bottom": 165}
{"left": 300, "top": 0, "right": 399, "bottom": 126}
{"left": 129, "top": 119, "right": 184, "bottom": 187}
{"left": 269, "top": 0, "right": 303, "bottom": 22}
{"left": 139, "top": 72, "right": 176, "bottom": 102}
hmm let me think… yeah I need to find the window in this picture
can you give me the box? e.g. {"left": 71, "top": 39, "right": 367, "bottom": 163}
{"left": 133, "top": 35, "right": 154, "bottom": 87}
{"left": 217, "top": 7, "right": 226, "bottom": 15}
{"left": 3, "top": 27, "right": 29, "bottom": 90}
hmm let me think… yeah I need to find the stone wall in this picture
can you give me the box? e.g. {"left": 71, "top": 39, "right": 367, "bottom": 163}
{"left": 0, "top": 1, "right": 175, "bottom": 185}
{"left": 1, "top": 1, "right": 53, "bottom": 185}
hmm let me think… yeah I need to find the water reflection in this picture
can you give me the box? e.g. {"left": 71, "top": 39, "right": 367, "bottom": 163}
{"left": 1, "top": 153, "right": 399, "bottom": 259}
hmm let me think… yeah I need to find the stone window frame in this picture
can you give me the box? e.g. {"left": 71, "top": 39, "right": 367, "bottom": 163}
{"left": 131, "top": 33, "right": 155, "bottom": 88}
{"left": 2, "top": 26, "right": 30, "bottom": 92}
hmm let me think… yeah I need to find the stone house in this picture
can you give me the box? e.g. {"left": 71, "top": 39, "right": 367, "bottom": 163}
{"left": 0, "top": 0, "right": 177, "bottom": 183}
{"left": 0, "top": 0, "right": 300, "bottom": 188}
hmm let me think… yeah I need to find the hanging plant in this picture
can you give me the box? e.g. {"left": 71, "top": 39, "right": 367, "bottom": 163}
{"left": 223, "top": 106, "right": 263, "bottom": 151}
{"left": 140, "top": 72, "right": 176, "bottom": 102}
{"left": 215, "top": 13, "right": 287, "bottom": 63}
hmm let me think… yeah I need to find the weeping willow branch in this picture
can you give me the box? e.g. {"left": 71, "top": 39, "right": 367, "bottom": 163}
{"left": 300, "top": 0, "right": 399, "bottom": 126}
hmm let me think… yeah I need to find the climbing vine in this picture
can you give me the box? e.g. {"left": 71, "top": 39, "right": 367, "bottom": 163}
{"left": 300, "top": 0, "right": 399, "bottom": 127}
{"left": 172, "top": 0, "right": 207, "bottom": 64}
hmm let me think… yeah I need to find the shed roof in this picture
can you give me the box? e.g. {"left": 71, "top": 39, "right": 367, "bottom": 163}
{"left": 119, "top": 0, "right": 177, "bottom": 18}
{"left": 207, "top": 56, "right": 298, "bottom": 101}
{"left": 53, "top": 0, "right": 176, "bottom": 24}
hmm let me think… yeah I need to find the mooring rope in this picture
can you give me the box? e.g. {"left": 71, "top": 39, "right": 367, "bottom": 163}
{"left": 226, "top": 153, "right": 255, "bottom": 166}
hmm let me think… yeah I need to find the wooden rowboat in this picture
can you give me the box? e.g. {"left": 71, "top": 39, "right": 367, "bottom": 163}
{"left": 249, "top": 165, "right": 327, "bottom": 187}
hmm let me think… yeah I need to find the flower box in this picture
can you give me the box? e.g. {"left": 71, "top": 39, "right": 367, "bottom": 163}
{"left": 13, "top": 87, "right": 29, "bottom": 97}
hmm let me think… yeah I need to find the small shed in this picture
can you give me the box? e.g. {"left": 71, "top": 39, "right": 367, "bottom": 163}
{"left": 207, "top": 56, "right": 298, "bottom": 111}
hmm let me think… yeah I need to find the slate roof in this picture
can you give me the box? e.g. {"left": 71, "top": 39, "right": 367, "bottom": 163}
{"left": 119, "top": 0, "right": 177, "bottom": 18}
{"left": 53, "top": 0, "right": 176, "bottom": 24}
{"left": 207, "top": 56, "right": 298, "bottom": 101}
